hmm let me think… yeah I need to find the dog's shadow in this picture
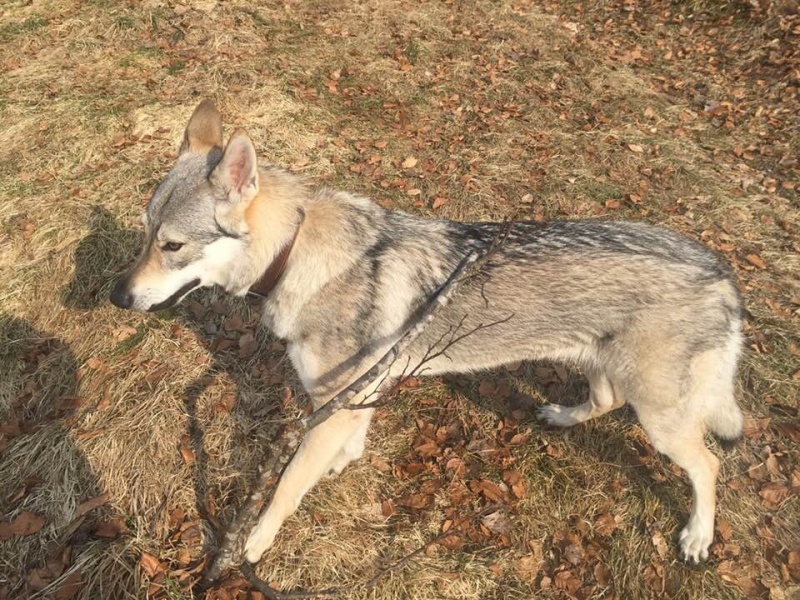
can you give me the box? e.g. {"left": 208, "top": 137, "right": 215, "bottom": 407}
{"left": 61, "top": 206, "right": 141, "bottom": 311}
{"left": 444, "top": 367, "right": 683, "bottom": 520}
{"left": 62, "top": 207, "right": 288, "bottom": 554}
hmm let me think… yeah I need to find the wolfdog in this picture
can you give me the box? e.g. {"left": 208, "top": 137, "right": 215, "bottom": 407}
{"left": 110, "top": 100, "right": 744, "bottom": 565}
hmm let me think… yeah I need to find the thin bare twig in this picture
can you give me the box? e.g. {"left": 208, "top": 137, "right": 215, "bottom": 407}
{"left": 240, "top": 562, "right": 339, "bottom": 599}
{"left": 203, "top": 248, "right": 484, "bottom": 584}
{"left": 203, "top": 220, "right": 517, "bottom": 587}
{"left": 347, "top": 312, "right": 514, "bottom": 412}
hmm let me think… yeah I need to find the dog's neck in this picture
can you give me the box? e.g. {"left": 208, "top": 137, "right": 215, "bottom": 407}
{"left": 247, "top": 209, "right": 304, "bottom": 298}
{"left": 251, "top": 170, "right": 382, "bottom": 340}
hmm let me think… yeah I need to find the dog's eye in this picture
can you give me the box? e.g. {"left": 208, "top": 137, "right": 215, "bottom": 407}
{"left": 163, "top": 242, "right": 184, "bottom": 252}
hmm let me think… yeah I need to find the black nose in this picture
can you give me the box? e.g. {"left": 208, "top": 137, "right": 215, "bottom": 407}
{"left": 109, "top": 279, "right": 133, "bottom": 309}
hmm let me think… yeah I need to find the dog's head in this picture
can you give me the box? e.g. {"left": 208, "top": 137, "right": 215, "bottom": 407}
{"left": 110, "top": 100, "right": 263, "bottom": 312}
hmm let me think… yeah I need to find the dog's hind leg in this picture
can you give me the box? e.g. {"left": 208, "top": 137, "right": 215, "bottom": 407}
{"left": 638, "top": 413, "right": 719, "bottom": 563}
{"left": 536, "top": 369, "right": 625, "bottom": 427}
{"left": 243, "top": 406, "right": 375, "bottom": 563}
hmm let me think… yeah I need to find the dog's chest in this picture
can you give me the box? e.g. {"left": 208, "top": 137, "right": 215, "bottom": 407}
{"left": 286, "top": 342, "right": 319, "bottom": 395}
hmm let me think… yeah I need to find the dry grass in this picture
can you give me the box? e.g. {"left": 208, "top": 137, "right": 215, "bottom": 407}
{"left": 1, "top": 0, "right": 798, "bottom": 599}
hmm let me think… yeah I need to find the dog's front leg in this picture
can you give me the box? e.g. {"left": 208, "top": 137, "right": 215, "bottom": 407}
{"left": 243, "top": 406, "right": 375, "bottom": 563}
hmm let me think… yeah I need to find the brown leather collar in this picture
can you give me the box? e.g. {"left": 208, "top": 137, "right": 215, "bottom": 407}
{"left": 247, "top": 212, "right": 304, "bottom": 299}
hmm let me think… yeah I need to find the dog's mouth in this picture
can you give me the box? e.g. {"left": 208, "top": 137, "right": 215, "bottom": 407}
{"left": 147, "top": 278, "right": 202, "bottom": 312}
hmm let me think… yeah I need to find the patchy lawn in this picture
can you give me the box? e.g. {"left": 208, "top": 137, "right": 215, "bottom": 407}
{"left": 0, "top": 0, "right": 797, "bottom": 598}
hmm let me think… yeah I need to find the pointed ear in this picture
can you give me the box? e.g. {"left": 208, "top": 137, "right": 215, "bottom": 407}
{"left": 208, "top": 129, "right": 259, "bottom": 204}
{"left": 180, "top": 99, "right": 223, "bottom": 155}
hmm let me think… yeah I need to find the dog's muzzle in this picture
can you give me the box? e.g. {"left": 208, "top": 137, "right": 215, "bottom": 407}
{"left": 109, "top": 277, "right": 201, "bottom": 312}
{"left": 109, "top": 278, "right": 134, "bottom": 309}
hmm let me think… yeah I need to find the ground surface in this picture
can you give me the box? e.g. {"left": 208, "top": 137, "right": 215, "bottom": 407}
{"left": 0, "top": 0, "right": 798, "bottom": 598}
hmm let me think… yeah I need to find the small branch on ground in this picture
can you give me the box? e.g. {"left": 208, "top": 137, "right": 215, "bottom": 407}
{"left": 203, "top": 245, "right": 490, "bottom": 584}
{"left": 203, "top": 221, "right": 516, "bottom": 587}
{"left": 240, "top": 562, "right": 339, "bottom": 599}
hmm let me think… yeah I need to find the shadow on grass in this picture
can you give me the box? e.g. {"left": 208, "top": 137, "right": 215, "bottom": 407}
{"left": 0, "top": 313, "right": 102, "bottom": 598}
{"left": 61, "top": 206, "right": 286, "bottom": 562}
{"left": 444, "top": 367, "right": 686, "bottom": 529}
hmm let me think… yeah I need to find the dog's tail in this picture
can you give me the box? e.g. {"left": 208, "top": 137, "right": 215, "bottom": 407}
{"left": 699, "top": 333, "right": 744, "bottom": 451}
{"left": 706, "top": 396, "right": 744, "bottom": 450}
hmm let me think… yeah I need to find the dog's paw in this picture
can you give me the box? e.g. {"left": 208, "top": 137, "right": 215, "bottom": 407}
{"left": 243, "top": 523, "right": 276, "bottom": 564}
{"left": 679, "top": 519, "right": 712, "bottom": 564}
{"left": 535, "top": 404, "right": 579, "bottom": 427}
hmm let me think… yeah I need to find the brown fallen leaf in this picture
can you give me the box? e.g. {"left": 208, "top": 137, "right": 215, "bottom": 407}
{"left": 139, "top": 552, "right": 164, "bottom": 578}
{"left": 650, "top": 526, "right": 669, "bottom": 559}
{"left": 554, "top": 569, "right": 582, "bottom": 594}
{"left": 398, "top": 493, "right": 433, "bottom": 510}
{"left": 188, "top": 300, "right": 206, "bottom": 320}
{"left": 481, "top": 510, "right": 513, "bottom": 535}
{"left": 563, "top": 543, "right": 584, "bottom": 565}
{"left": 238, "top": 333, "right": 258, "bottom": 358}
{"left": 717, "top": 518, "right": 733, "bottom": 541}
{"left": 180, "top": 443, "right": 195, "bottom": 465}
{"left": 503, "top": 470, "right": 526, "bottom": 499}
{"left": 594, "top": 512, "right": 620, "bottom": 536}
{"left": 70, "top": 422, "right": 98, "bottom": 440}
{"left": 759, "top": 482, "right": 789, "bottom": 508}
{"left": 25, "top": 566, "right": 51, "bottom": 591}
{"left": 93, "top": 518, "right": 127, "bottom": 539}
{"left": 10, "top": 511, "right": 46, "bottom": 536}
{"left": 487, "top": 562, "right": 505, "bottom": 577}
{"left": 745, "top": 253, "right": 766, "bottom": 269}
{"left": 786, "top": 549, "right": 800, "bottom": 580}
{"left": 180, "top": 524, "right": 202, "bottom": 545}
{"left": 85, "top": 357, "right": 102, "bottom": 370}
{"left": 628, "top": 143, "right": 644, "bottom": 153}
{"left": 774, "top": 423, "right": 800, "bottom": 443}
{"left": 747, "top": 462, "right": 769, "bottom": 481}
{"left": 214, "top": 394, "right": 236, "bottom": 415}
{"left": 432, "top": 196, "right": 448, "bottom": 209}
{"left": 643, "top": 562, "right": 664, "bottom": 593}
{"left": 381, "top": 500, "right": 395, "bottom": 518}
{"left": 543, "top": 441, "right": 563, "bottom": 458}
{"left": 370, "top": 456, "right": 392, "bottom": 472}
{"left": 224, "top": 314, "right": 244, "bottom": 332}
{"left": 55, "top": 570, "right": 82, "bottom": 599}
{"left": 439, "top": 533, "right": 463, "bottom": 551}
{"left": 0, "top": 522, "right": 13, "bottom": 540}
{"left": 515, "top": 549, "right": 543, "bottom": 582}
{"left": 718, "top": 560, "right": 768, "bottom": 597}
{"left": 478, "top": 479, "right": 506, "bottom": 503}
{"left": 169, "top": 508, "right": 187, "bottom": 528}
{"left": 595, "top": 562, "right": 611, "bottom": 587}
{"left": 75, "top": 493, "right": 110, "bottom": 518}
